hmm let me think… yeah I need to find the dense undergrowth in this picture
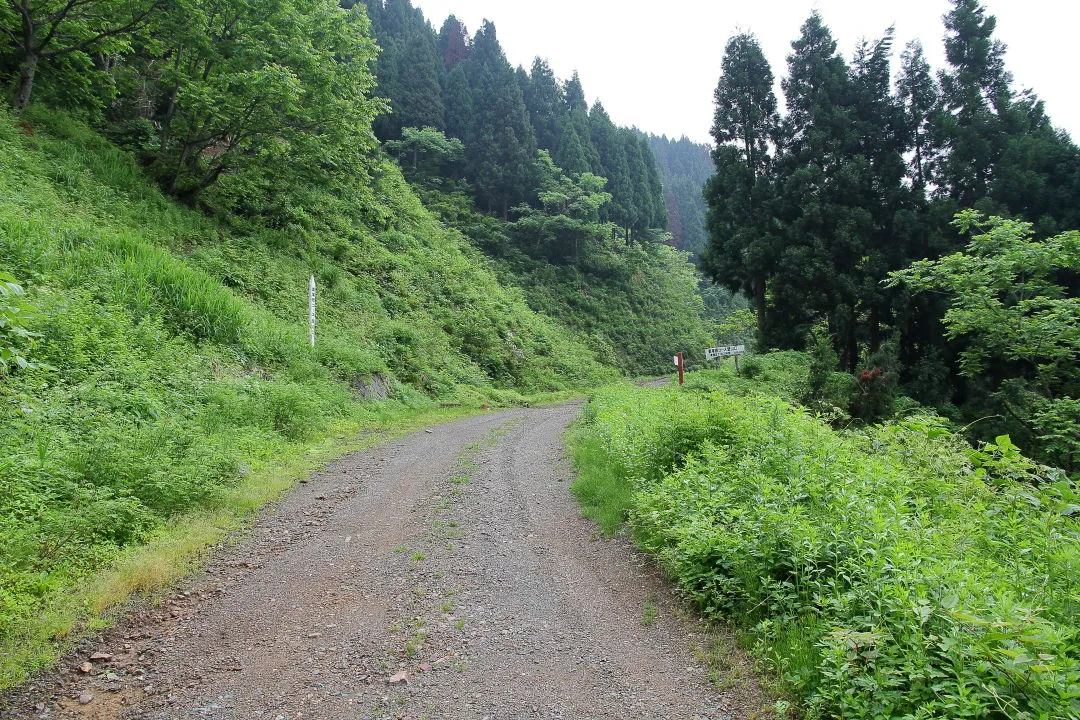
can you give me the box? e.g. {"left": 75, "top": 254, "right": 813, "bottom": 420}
{"left": 571, "top": 358, "right": 1080, "bottom": 719}
{"left": 421, "top": 188, "right": 716, "bottom": 375}
{"left": 0, "top": 105, "right": 630, "bottom": 688}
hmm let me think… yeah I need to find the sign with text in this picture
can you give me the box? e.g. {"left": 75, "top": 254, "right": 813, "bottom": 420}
{"left": 705, "top": 345, "right": 745, "bottom": 361}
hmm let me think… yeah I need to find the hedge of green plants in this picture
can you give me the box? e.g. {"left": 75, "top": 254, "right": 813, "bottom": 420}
{"left": 572, "top": 381, "right": 1079, "bottom": 718}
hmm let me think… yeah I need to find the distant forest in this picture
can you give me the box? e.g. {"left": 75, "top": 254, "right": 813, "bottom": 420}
{"left": 353, "top": 0, "right": 667, "bottom": 238}
{"left": 644, "top": 133, "right": 713, "bottom": 257}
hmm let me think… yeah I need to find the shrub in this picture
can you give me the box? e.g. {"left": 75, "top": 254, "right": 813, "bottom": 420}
{"left": 575, "top": 383, "right": 1080, "bottom": 719}
{"left": 0, "top": 273, "right": 41, "bottom": 375}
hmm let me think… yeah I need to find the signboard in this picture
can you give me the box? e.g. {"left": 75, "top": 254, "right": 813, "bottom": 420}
{"left": 705, "top": 344, "right": 745, "bottom": 361}
{"left": 309, "top": 275, "right": 316, "bottom": 348}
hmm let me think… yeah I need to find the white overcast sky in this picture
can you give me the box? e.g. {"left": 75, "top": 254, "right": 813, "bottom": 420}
{"left": 407, "top": 0, "right": 1077, "bottom": 145}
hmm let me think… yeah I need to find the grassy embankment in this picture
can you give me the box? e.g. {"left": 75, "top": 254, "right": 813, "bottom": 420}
{"left": 570, "top": 358, "right": 1079, "bottom": 719}
{"left": 0, "top": 105, "right": 619, "bottom": 689}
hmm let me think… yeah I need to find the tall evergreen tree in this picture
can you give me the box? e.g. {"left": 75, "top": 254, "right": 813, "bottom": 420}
{"left": 442, "top": 62, "right": 473, "bottom": 143}
{"left": 701, "top": 32, "right": 779, "bottom": 337}
{"left": 639, "top": 133, "right": 667, "bottom": 229}
{"left": 437, "top": 14, "right": 469, "bottom": 70}
{"left": 463, "top": 20, "right": 535, "bottom": 216}
{"left": 589, "top": 102, "right": 633, "bottom": 234}
{"left": 563, "top": 71, "right": 600, "bottom": 172}
{"left": 392, "top": 28, "right": 445, "bottom": 134}
{"left": 897, "top": 40, "right": 938, "bottom": 192}
{"left": 934, "top": 0, "right": 1013, "bottom": 207}
{"left": 849, "top": 29, "right": 911, "bottom": 357}
{"left": 774, "top": 13, "right": 868, "bottom": 365}
{"left": 553, "top": 116, "right": 591, "bottom": 175}
{"left": 524, "top": 57, "right": 565, "bottom": 153}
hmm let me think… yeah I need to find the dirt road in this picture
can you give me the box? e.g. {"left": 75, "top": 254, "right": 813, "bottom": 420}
{"left": 3, "top": 403, "right": 763, "bottom": 719}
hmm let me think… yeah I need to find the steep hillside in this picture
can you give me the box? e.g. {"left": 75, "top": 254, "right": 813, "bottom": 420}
{"left": 0, "top": 106, "right": 619, "bottom": 685}
{"left": 644, "top": 134, "right": 713, "bottom": 257}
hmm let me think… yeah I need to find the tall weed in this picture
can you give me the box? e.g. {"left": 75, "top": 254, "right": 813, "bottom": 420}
{"left": 574, "top": 383, "right": 1080, "bottom": 718}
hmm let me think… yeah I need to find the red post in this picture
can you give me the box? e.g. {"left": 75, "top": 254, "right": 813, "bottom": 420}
{"left": 677, "top": 351, "right": 684, "bottom": 386}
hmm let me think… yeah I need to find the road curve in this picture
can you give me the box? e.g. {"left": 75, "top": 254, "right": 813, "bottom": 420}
{"left": 2, "top": 403, "right": 761, "bottom": 720}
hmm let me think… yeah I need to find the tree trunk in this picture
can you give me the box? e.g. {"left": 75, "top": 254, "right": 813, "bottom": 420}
{"left": 869, "top": 306, "right": 881, "bottom": 355}
{"left": 845, "top": 307, "right": 859, "bottom": 372}
{"left": 754, "top": 275, "right": 766, "bottom": 335}
{"left": 14, "top": 53, "right": 37, "bottom": 114}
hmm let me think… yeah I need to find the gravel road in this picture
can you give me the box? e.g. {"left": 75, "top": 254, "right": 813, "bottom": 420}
{"left": 2, "top": 403, "right": 765, "bottom": 719}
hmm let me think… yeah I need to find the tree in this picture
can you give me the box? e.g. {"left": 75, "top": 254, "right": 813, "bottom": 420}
{"left": 589, "top": 101, "right": 632, "bottom": 235}
{"left": 442, "top": 63, "right": 473, "bottom": 143}
{"left": 897, "top": 40, "right": 938, "bottom": 191}
{"left": 134, "top": 0, "right": 383, "bottom": 202}
{"left": 934, "top": 0, "right": 1013, "bottom": 206}
{"left": 553, "top": 116, "right": 591, "bottom": 176}
{"left": 462, "top": 20, "right": 535, "bottom": 216}
{"left": 437, "top": 14, "right": 469, "bottom": 70}
{"left": 524, "top": 57, "right": 565, "bottom": 153}
{"left": 386, "top": 126, "right": 463, "bottom": 183}
{"left": 772, "top": 13, "right": 879, "bottom": 368}
{"left": 701, "top": 32, "right": 779, "bottom": 339}
{"left": 889, "top": 211, "right": 1080, "bottom": 470}
{"left": 510, "top": 150, "right": 612, "bottom": 262}
{"left": 1, "top": 0, "right": 159, "bottom": 112}
{"left": 393, "top": 29, "right": 445, "bottom": 134}
{"left": 563, "top": 71, "right": 600, "bottom": 172}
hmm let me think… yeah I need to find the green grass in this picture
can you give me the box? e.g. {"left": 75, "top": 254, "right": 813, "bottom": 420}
{"left": 568, "top": 427, "right": 633, "bottom": 535}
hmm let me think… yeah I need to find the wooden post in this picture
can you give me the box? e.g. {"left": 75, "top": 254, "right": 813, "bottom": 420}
{"left": 677, "top": 352, "right": 684, "bottom": 386}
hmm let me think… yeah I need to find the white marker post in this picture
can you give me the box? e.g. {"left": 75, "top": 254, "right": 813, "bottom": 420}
{"left": 308, "top": 275, "right": 316, "bottom": 348}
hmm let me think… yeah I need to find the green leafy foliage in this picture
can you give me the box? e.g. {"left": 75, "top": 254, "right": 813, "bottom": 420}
{"left": 0, "top": 0, "right": 158, "bottom": 112}
{"left": 0, "top": 272, "right": 41, "bottom": 374}
{"left": 385, "top": 126, "right": 464, "bottom": 185}
{"left": 572, "top": 381, "right": 1080, "bottom": 719}
{"left": 890, "top": 211, "right": 1080, "bottom": 471}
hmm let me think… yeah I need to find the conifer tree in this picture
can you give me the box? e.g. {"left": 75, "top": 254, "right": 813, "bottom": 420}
{"left": 701, "top": 32, "right": 779, "bottom": 338}
{"left": 589, "top": 102, "right": 632, "bottom": 235}
{"left": 463, "top": 20, "right": 536, "bottom": 216}
{"left": 553, "top": 117, "right": 591, "bottom": 175}
{"left": 564, "top": 71, "right": 601, "bottom": 172}
{"left": 524, "top": 57, "right": 566, "bottom": 153}
{"left": 437, "top": 14, "right": 469, "bottom": 70}
{"left": 392, "top": 29, "right": 445, "bottom": 135}
{"left": 442, "top": 63, "right": 474, "bottom": 143}
{"left": 935, "top": 0, "right": 1012, "bottom": 207}
{"left": 897, "top": 41, "right": 938, "bottom": 191}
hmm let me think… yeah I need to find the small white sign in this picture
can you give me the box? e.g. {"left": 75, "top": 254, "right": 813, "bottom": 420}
{"left": 309, "top": 275, "right": 316, "bottom": 348}
{"left": 705, "top": 345, "right": 745, "bottom": 361}
{"left": 673, "top": 355, "right": 680, "bottom": 366}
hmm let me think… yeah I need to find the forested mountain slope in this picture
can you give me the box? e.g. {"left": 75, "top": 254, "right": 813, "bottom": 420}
{"left": 357, "top": 0, "right": 715, "bottom": 372}
{"left": 644, "top": 133, "right": 713, "bottom": 257}
{"left": 0, "top": 103, "right": 627, "bottom": 684}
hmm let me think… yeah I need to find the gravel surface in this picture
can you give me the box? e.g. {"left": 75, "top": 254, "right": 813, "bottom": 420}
{"left": 1, "top": 403, "right": 766, "bottom": 719}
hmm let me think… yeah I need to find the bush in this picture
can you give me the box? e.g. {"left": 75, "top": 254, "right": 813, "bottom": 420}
{"left": 573, "top": 383, "right": 1080, "bottom": 719}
